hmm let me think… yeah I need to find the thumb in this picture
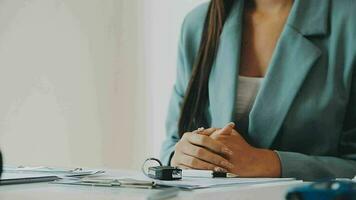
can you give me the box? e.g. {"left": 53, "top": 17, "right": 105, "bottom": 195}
{"left": 216, "top": 122, "right": 235, "bottom": 136}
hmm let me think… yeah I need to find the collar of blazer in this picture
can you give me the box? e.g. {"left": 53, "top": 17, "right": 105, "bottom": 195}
{"left": 208, "top": 0, "right": 330, "bottom": 148}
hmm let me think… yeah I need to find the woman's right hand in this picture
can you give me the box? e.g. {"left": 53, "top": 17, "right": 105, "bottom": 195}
{"left": 170, "top": 129, "right": 235, "bottom": 172}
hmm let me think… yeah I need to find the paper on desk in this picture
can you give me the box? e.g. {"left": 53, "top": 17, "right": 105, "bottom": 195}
{"left": 155, "top": 177, "right": 296, "bottom": 189}
{"left": 4, "top": 166, "right": 105, "bottom": 178}
{"left": 1, "top": 172, "right": 55, "bottom": 180}
{"left": 52, "top": 172, "right": 296, "bottom": 190}
{"left": 103, "top": 173, "right": 296, "bottom": 190}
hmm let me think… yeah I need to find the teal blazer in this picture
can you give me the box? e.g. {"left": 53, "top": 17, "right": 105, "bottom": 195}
{"left": 161, "top": 0, "right": 356, "bottom": 180}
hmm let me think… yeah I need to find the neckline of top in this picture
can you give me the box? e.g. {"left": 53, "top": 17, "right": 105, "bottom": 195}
{"left": 238, "top": 75, "right": 265, "bottom": 80}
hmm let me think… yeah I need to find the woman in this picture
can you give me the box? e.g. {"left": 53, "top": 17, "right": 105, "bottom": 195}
{"left": 161, "top": 0, "right": 356, "bottom": 180}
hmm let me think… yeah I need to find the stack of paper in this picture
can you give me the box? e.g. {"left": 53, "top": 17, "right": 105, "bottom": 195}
{"left": 1, "top": 166, "right": 105, "bottom": 185}
{"left": 4, "top": 166, "right": 105, "bottom": 178}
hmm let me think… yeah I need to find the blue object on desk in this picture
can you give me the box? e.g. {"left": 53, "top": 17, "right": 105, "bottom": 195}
{"left": 286, "top": 180, "right": 356, "bottom": 200}
{"left": 0, "top": 151, "right": 2, "bottom": 177}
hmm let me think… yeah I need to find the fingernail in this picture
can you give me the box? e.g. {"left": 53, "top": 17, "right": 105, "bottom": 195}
{"left": 222, "top": 147, "right": 233, "bottom": 156}
{"left": 227, "top": 122, "right": 235, "bottom": 128}
{"left": 221, "top": 161, "right": 234, "bottom": 169}
{"left": 194, "top": 127, "right": 205, "bottom": 134}
{"left": 197, "top": 127, "right": 205, "bottom": 133}
{"left": 214, "top": 167, "right": 227, "bottom": 173}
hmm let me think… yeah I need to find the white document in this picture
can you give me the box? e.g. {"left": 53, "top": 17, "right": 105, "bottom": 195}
{"left": 155, "top": 177, "right": 296, "bottom": 189}
{"left": 118, "top": 173, "right": 297, "bottom": 190}
{"left": 1, "top": 172, "right": 55, "bottom": 180}
{"left": 4, "top": 166, "right": 105, "bottom": 178}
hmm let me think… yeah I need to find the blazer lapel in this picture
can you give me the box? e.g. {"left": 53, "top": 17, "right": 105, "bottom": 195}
{"left": 248, "top": 0, "right": 330, "bottom": 148}
{"left": 209, "top": 0, "right": 244, "bottom": 128}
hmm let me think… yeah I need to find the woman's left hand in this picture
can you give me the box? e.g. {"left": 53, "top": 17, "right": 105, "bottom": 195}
{"left": 206, "top": 123, "right": 282, "bottom": 177}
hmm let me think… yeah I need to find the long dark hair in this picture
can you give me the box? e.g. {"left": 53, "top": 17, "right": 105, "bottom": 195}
{"left": 178, "top": 0, "right": 233, "bottom": 137}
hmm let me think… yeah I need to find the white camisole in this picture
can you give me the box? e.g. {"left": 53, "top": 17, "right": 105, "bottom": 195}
{"left": 235, "top": 76, "right": 264, "bottom": 121}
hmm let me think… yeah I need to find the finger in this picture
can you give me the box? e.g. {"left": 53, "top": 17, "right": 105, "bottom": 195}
{"left": 193, "top": 127, "right": 205, "bottom": 134}
{"left": 179, "top": 154, "right": 227, "bottom": 172}
{"left": 181, "top": 144, "right": 234, "bottom": 169}
{"left": 177, "top": 164, "right": 226, "bottom": 172}
{"left": 198, "top": 128, "right": 218, "bottom": 136}
{"left": 184, "top": 132, "right": 233, "bottom": 156}
{"left": 176, "top": 164, "right": 190, "bottom": 169}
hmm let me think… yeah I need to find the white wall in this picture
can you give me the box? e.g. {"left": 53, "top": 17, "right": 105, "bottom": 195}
{"left": 0, "top": 0, "right": 206, "bottom": 170}
{"left": 143, "top": 0, "right": 207, "bottom": 158}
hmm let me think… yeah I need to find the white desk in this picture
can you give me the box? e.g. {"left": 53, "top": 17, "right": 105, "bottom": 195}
{"left": 0, "top": 170, "right": 306, "bottom": 200}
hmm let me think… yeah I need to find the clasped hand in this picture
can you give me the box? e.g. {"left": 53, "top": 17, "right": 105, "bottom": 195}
{"left": 171, "top": 123, "right": 281, "bottom": 177}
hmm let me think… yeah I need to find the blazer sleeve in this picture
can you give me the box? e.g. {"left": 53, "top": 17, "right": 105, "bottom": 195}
{"left": 276, "top": 58, "right": 356, "bottom": 181}
{"left": 275, "top": 9, "right": 356, "bottom": 180}
{"left": 160, "top": 19, "right": 190, "bottom": 166}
